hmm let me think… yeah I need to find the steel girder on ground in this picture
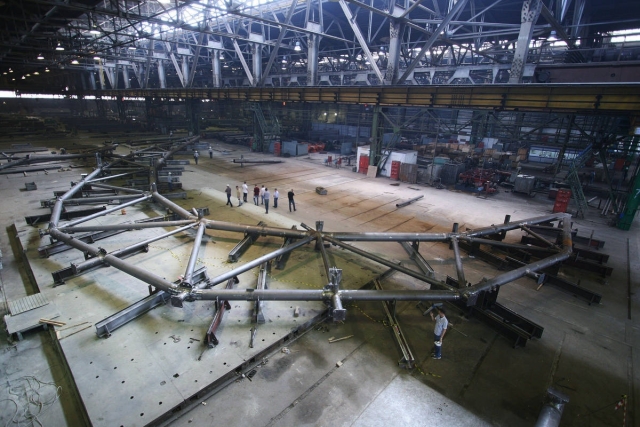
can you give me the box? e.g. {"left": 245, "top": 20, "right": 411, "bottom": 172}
{"left": 30, "top": 143, "right": 576, "bottom": 339}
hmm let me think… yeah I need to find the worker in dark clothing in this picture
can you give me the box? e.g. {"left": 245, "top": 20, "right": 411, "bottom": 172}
{"left": 288, "top": 189, "right": 296, "bottom": 212}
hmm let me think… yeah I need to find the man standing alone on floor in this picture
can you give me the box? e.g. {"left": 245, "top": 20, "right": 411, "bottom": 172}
{"left": 236, "top": 185, "right": 243, "bottom": 206}
{"left": 288, "top": 189, "right": 296, "bottom": 212}
{"left": 242, "top": 181, "right": 248, "bottom": 203}
{"left": 273, "top": 188, "right": 279, "bottom": 208}
{"left": 263, "top": 188, "right": 270, "bottom": 214}
{"left": 193, "top": 150, "right": 199, "bottom": 165}
{"left": 209, "top": 146, "right": 213, "bottom": 159}
{"left": 253, "top": 184, "right": 260, "bottom": 205}
{"left": 225, "top": 184, "right": 233, "bottom": 207}
{"left": 430, "top": 307, "right": 448, "bottom": 360}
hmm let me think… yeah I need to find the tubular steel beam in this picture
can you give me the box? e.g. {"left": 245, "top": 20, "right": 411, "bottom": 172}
{"left": 151, "top": 187, "right": 197, "bottom": 219}
{"left": 58, "top": 220, "right": 196, "bottom": 233}
{"left": 183, "top": 221, "right": 207, "bottom": 286}
{"left": 89, "top": 85, "right": 640, "bottom": 113}
{"left": 206, "top": 219, "right": 309, "bottom": 239}
{"left": 50, "top": 167, "right": 105, "bottom": 228}
{"left": 63, "top": 194, "right": 152, "bottom": 227}
{"left": 60, "top": 224, "right": 197, "bottom": 280}
{"left": 193, "top": 288, "right": 460, "bottom": 302}
{"left": 49, "top": 229, "right": 180, "bottom": 294}
{"left": 323, "top": 235, "right": 442, "bottom": 287}
{"left": 451, "top": 237, "right": 467, "bottom": 287}
{"left": 463, "top": 217, "right": 573, "bottom": 304}
{"left": 202, "top": 235, "right": 315, "bottom": 289}
{"left": 326, "top": 232, "right": 449, "bottom": 242}
{"left": 399, "top": 241, "right": 435, "bottom": 278}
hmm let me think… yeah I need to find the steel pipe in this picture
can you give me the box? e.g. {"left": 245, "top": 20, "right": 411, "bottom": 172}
{"left": 58, "top": 219, "right": 196, "bottom": 233}
{"left": 151, "top": 189, "right": 196, "bottom": 219}
{"left": 325, "top": 232, "right": 450, "bottom": 242}
{"left": 72, "top": 223, "right": 197, "bottom": 275}
{"left": 64, "top": 194, "right": 152, "bottom": 227}
{"left": 464, "top": 217, "right": 572, "bottom": 300}
{"left": 462, "top": 213, "right": 565, "bottom": 238}
{"left": 451, "top": 237, "right": 466, "bottom": 286}
{"left": 323, "top": 235, "right": 442, "bottom": 287}
{"left": 183, "top": 221, "right": 207, "bottom": 285}
{"left": 193, "top": 288, "right": 460, "bottom": 302}
{"left": 201, "top": 236, "right": 314, "bottom": 288}
{"left": 56, "top": 194, "right": 145, "bottom": 205}
{"left": 50, "top": 166, "right": 105, "bottom": 228}
{"left": 458, "top": 236, "right": 559, "bottom": 254}
{"left": 396, "top": 195, "right": 424, "bottom": 208}
{"left": 204, "top": 219, "right": 310, "bottom": 239}
{"left": 49, "top": 229, "right": 179, "bottom": 294}
{"left": 521, "top": 225, "right": 559, "bottom": 248}
{"left": 86, "top": 182, "right": 147, "bottom": 194}
{"left": 86, "top": 170, "right": 146, "bottom": 183}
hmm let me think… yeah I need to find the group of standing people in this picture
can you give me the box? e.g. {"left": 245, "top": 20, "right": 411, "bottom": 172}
{"left": 225, "top": 181, "right": 296, "bottom": 213}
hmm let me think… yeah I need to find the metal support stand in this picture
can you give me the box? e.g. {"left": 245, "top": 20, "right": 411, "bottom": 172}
{"left": 374, "top": 279, "right": 415, "bottom": 369}
{"left": 205, "top": 276, "right": 239, "bottom": 347}
{"left": 228, "top": 221, "right": 266, "bottom": 262}
{"left": 253, "top": 261, "right": 269, "bottom": 324}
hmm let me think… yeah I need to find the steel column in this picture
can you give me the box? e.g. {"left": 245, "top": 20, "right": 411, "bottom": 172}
{"left": 183, "top": 221, "right": 207, "bottom": 286}
{"left": 508, "top": 0, "right": 542, "bottom": 83}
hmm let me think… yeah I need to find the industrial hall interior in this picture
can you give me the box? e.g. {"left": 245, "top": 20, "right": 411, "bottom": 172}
{"left": 0, "top": 0, "right": 639, "bottom": 426}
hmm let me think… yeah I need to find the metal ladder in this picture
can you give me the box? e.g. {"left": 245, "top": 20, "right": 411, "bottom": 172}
{"left": 566, "top": 144, "right": 592, "bottom": 218}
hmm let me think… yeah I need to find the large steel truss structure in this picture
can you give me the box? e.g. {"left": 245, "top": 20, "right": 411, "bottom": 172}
{"left": 1, "top": 0, "right": 639, "bottom": 91}
{"left": 16, "top": 137, "right": 602, "bottom": 353}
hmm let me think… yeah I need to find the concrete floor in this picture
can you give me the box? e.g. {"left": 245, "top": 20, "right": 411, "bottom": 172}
{"left": 0, "top": 135, "right": 638, "bottom": 427}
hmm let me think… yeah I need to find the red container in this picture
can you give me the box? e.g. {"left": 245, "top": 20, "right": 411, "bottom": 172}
{"left": 359, "top": 155, "right": 369, "bottom": 174}
{"left": 274, "top": 142, "right": 281, "bottom": 156}
{"left": 390, "top": 161, "right": 401, "bottom": 180}
{"left": 552, "top": 189, "right": 572, "bottom": 213}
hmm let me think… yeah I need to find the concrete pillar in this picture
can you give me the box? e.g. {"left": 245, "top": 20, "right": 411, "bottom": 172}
{"left": 158, "top": 60, "right": 166, "bottom": 89}
{"left": 509, "top": 0, "right": 542, "bottom": 83}
{"left": 252, "top": 44, "right": 262, "bottom": 87}
{"left": 212, "top": 52, "right": 222, "bottom": 88}
{"left": 385, "top": 20, "right": 402, "bottom": 84}
{"left": 122, "top": 65, "right": 131, "bottom": 89}
{"left": 307, "top": 35, "right": 318, "bottom": 86}
{"left": 88, "top": 72, "right": 96, "bottom": 90}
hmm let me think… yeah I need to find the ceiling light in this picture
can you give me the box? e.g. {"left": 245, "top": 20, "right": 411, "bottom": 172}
{"left": 37, "top": 54, "right": 44, "bottom": 60}
{"left": 294, "top": 41, "right": 301, "bottom": 51}
{"left": 128, "top": 46, "right": 136, "bottom": 50}
{"left": 33, "top": 71, "right": 39, "bottom": 75}
{"left": 89, "top": 29, "right": 101, "bottom": 35}
{"left": 11, "top": 78, "right": 15, "bottom": 81}
{"left": 2, "top": 72, "right": 6, "bottom": 75}
{"left": 219, "top": 52, "right": 224, "bottom": 60}
{"left": 94, "top": 56, "right": 101, "bottom": 60}
{"left": 548, "top": 30, "right": 557, "bottom": 41}
{"left": 45, "top": 68, "right": 49, "bottom": 72}
{"left": 71, "top": 59, "right": 79, "bottom": 64}
{"left": 26, "top": 73, "right": 31, "bottom": 77}
{"left": 21, "top": 76, "right": 25, "bottom": 79}
{"left": 56, "top": 42, "right": 64, "bottom": 51}
{"left": 9, "top": 68, "right": 13, "bottom": 73}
